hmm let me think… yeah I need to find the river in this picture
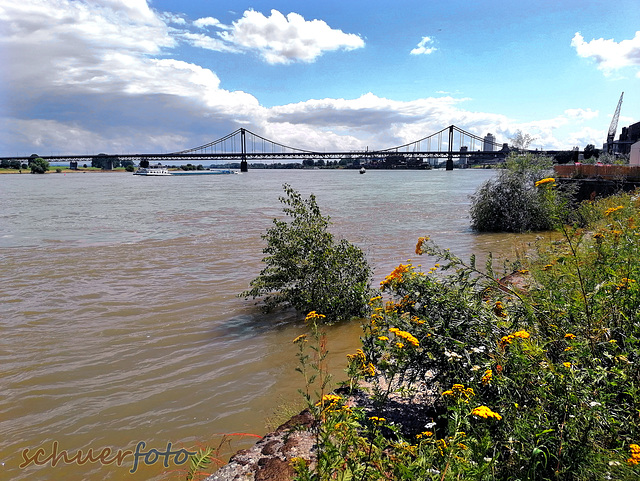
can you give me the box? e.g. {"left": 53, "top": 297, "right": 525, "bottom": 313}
{"left": 1, "top": 168, "right": 532, "bottom": 480}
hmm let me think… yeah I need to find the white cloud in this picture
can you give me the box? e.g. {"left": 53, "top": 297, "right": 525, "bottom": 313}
{"left": 564, "top": 108, "right": 599, "bottom": 121}
{"left": 193, "top": 16, "right": 221, "bottom": 29}
{"left": 571, "top": 31, "right": 640, "bottom": 74}
{"left": 179, "top": 32, "right": 241, "bottom": 53}
{"left": 410, "top": 36, "right": 437, "bottom": 55}
{"left": 217, "top": 9, "right": 365, "bottom": 64}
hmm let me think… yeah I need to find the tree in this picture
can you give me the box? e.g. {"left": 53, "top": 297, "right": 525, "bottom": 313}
{"left": 509, "top": 130, "right": 535, "bottom": 150}
{"left": 139, "top": 159, "right": 150, "bottom": 168}
{"left": 241, "top": 184, "right": 372, "bottom": 323}
{"left": 29, "top": 157, "right": 49, "bottom": 174}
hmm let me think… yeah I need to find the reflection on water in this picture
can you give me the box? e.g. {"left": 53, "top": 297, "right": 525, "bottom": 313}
{"left": 0, "top": 169, "right": 544, "bottom": 480}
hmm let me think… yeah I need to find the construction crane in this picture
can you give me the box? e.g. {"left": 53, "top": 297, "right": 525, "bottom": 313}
{"left": 606, "top": 92, "right": 624, "bottom": 154}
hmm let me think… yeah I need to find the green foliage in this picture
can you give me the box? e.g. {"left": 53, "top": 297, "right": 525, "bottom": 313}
{"left": 470, "top": 153, "right": 573, "bottom": 232}
{"left": 29, "top": 157, "right": 49, "bottom": 174}
{"left": 186, "top": 448, "right": 213, "bottom": 481}
{"left": 294, "top": 191, "right": 640, "bottom": 480}
{"left": 242, "top": 184, "right": 371, "bottom": 324}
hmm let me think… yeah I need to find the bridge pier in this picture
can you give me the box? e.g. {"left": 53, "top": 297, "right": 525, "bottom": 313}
{"left": 240, "top": 160, "right": 248, "bottom": 172}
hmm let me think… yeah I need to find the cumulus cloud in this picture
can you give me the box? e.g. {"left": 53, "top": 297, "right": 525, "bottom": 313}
{"left": 193, "top": 16, "right": 221, "bottom": 29}
{"left": 217, "top": 9, "right": 365, "bottom": 64}
{"left": 571, "top": 31, "right": 640, "bottom": 75}
{"left": 410, "top": 36, "right": 437, "bottom": 55}
{"left": 0, "top": 0, "right": 262, "bottom": 154}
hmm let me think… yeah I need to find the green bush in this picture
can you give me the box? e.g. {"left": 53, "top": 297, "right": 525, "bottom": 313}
{"left": 241, "top": 184, "right": 371, "bottom": 324}
{"left": 470, "top": 153, "right": 572, "bottom": 232}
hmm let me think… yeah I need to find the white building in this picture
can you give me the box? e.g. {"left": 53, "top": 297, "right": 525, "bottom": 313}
{"left": 483, "top": 133, "right": 496, "bottom": 152}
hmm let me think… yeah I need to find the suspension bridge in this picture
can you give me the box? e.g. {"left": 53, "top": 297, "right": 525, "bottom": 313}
{"left": 3, "top": 125, "right": 529, "bottom": 171}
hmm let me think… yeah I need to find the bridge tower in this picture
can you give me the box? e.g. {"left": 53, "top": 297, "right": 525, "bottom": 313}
{"left": 446, "top": 125, "right": 454, "bottom": 170}
{"left": 240, "top": 128, "right": 248, "bottom": 172}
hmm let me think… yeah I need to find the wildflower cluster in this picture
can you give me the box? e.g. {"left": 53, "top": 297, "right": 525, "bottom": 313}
{"left": 628, "top": 444, "right": 640, "bottom": 465}
{"left": 534, "top": 177, "right": 555, "bottom": 187}
{"left": 499, "top": 329, "right": 530, "bottom": 348}
{"left": 380, "top": 263, "right": 413, "bottom": 289}
{"left": 604, "top": 205, "right": 624, "bottom": 216}
{"left": 347, "top": 349, "right": 376, "bottom": 378}
{"left": 442, "top": 383, "right": 475, "bottom": 403}
{"left": 388, "top": 327, "right": 419, "bottom": 347}
{"left": 471, "top": 405, "right": 502, "bottom": 421}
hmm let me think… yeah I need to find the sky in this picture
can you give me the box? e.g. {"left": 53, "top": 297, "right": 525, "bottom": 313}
{"left": 1, "top": 0, "right": 639, "bottom": 156}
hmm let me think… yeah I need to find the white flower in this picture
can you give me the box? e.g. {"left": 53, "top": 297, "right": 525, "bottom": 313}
{"left": 589, "top": 401, "right": 601, "bottom": 408}
{"left": 444, "top": 349, "right": 462, "bottom": 360}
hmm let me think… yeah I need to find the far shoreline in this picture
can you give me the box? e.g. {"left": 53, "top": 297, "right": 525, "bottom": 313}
{"left": 0, "top": 168, "right": 131, "bottom": 174}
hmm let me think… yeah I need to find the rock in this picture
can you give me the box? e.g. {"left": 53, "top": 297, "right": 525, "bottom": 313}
{"left": 205, "top": 410, "right": 315, "bottom": 481}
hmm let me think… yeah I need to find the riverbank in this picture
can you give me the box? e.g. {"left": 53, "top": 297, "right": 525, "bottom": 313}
{"left": 0, "top": 168, "right": 130, "bottom": 174}
{"left": 202, "top": 189, "right": 640, "bottom": 480}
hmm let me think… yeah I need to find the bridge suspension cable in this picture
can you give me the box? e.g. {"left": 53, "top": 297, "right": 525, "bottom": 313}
{"left": 170, "top": 128, "right": 317, "bottom": 155}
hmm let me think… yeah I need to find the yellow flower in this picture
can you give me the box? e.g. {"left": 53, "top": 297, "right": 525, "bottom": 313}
{"left": 617, "top": 278, "right": 636, "bottom": 290}
{"left": 564, "top": 333, "right": 576, "bottom": 339}
{"left": 305, "top": 311, "right": 326, "bottom": 322}
{"left": 604, "top": 205, "right": 624, "bottom": 216}
{"left": 481, "top": 369, "right": 492, "bottom": 385}
{"left": 535, "top": 177, "right": 555, "bottom": 187}
{"left": 369, "top": 416, "right": 386, "bottom": 425}
{"left": 500, "top": 330, "right": 530, "bottom": 348}
{"left": 378, "top": 336, "right": 389, "bottom": 341}
{"left": 380, "top": 263, "right": 412, "bottom": 288}
{"left": 493, "top": 300, "right": 507, "bottom": 318}
{"left": 563, "top": 362, "right": 572, "bottom": 368}
{"left": 316, "top": 394, "right": 342, "bottom": 410}
{"left": 513, "top": 330, "right": 530, "bottom": 339}
{"left": 396, "top": 342, "right": 404, "bottom": 349}
{"left": 627, "top": 444, "right": 640, "bottom": 465}
{"left": 292, "top": 334, "right": 307, "bottom": 344}
{"left": 471, "top": 405, "right": 502, "bottom": 420}
{"left": 390, "top": 328, "right": 420, "bottom": 347}
{"left": 442, "top": 384, "right": 474, "bottom": 402}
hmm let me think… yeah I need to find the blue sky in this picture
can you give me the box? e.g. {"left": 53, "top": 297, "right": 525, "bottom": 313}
{"left": 1, "top": 0, "right": 639, "bottom": 155}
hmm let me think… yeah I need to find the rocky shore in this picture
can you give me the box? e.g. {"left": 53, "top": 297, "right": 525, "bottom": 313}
{"left": 205, "top": 379, "right": 439, "bottom": 481}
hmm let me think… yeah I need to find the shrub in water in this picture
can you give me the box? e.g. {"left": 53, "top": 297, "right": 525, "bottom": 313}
{"left": 470, "top": 153, "right": 572, "bottom": 232}
{"left": 242, "top": 184, "right": 371, "bottom": 324}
